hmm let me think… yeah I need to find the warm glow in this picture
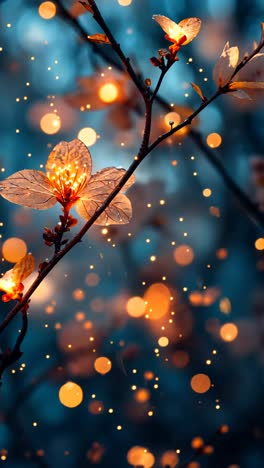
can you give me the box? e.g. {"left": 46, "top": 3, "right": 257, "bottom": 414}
{"left": 191, "top": 437, "right": 204, "bottom": 449}
{"left": 206, "top": 132, "right": 222, "bottom": 148}
{"left": 203, "top": 188, "right": 212, "bottom": 197}
{"left": 118, "top": 0, "right": 133, "bottom": 6}
{"left": 40, "top": 113, "right": 61, "bottom": 134}
{"left": 158, "top": 336, "right": 169, "bottom": 347}
{"left": 144, "top": 283, "right": 171, "bottom": 320}
{"left": 2, "top": 237, "right": 27, "bottom": 263}
{"left": 98, "top": 83, "right": 119, "bottom": 103}
{"left": 72, "top": 289, "right": 85, "bottom": 301}
{"left": 174, "top": 244, "right": 194, "bottom": 266}
{"left": 164, "top": 112, "right": 181, "bottom": 127}
{"left": 59, "top": 381, "right": 83, "bottom": 408}
{"left": 77, "top": 127, "right": 97, "bottom": 146}
{"left": 127, "top": 446, "right": 155, "bottom": 467}
{"left": 38, "top": 1, "right": 56, "bottom": 19}
{"left": 216, "top": 248, "right": 228, "bottom": 260}
{"left": 191, "top": 373, "right": 211, "bottom": 393}
{"left": 160, "top": 450, "right": 179, "bottom": 467}
{"left": 255, "top": 237, "right": 264, "bottom": 250}
{"left": 126, "top": 296, "right": 146, "bottom": 317}
{"left": 134, "top": 388, "right": 150, "bottom": 403}
{"left": 94, "top": 356, "right": 112, "bottom": 375}
{"left": 85, "top": 273, "right": 100, "bottom": 287}
{"left": 220, "top": 323, "right": 238, "bottom": 342}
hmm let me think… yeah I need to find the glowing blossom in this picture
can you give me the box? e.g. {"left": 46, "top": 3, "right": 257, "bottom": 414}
{"left": 153, "top": 15, "right": 201, "bottom": 56}
{"left": 0, "top": 139, "right": 135, "bottom": 226}
{"left": 0, "top": 254, "right": 35, "bottom": 302}
{"left": 213, "top": 42, "right": 264, "bottom": 98}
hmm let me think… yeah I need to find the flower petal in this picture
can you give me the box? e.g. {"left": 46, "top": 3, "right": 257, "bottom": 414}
{"left": 46, "top": 139, "right": 92, "bottom": 184}
{"left": 213, "top": 42, "right": 239, "bottom": 87}
{"left": 80, "top": 168, "right": 135, "bottom": 201}
{"left": 178, "top": 17, "right": 202, "bottom": 45}
{"left": 0, "top": 170, "right": 56, "bottom": 209}
{"left": 76, "top": 193, "right": 133, "bottom": 225}
{"left": 236, "top": 53, "right": 264, "bottom": 82}
{"left": 12, "top": 253, "right": 35, "bottom": 283}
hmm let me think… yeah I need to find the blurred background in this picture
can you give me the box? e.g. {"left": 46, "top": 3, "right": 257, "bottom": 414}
{"left": 0, "top": 0, "right": 264, "bottom": 467}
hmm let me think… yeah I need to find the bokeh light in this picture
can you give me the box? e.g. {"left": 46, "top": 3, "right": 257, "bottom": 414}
{"left": 38, "top": 1, "right": 56, "bottom": 19}
{"left": 77, "top": 127, "right": 97, "bottom": 146}
{"left": 174, "top": 245, "right": 194, "bottom": 266}
{"left": 94, "top": 356, "right": 112, "bottom": 375}
{"left": 59, "top": 381, "right": 83, "bottom": 408}
{"left": 126, "top": 296, "right": 146, "bottom": 317}
{"left": 2, "top": 237, "right": 27, "bottom": 263}
{"left": 220, "top": 323, "right": 238, "bottom": 342}
{"left": 206, "top": 132, "right": 222, "bottom": 148}
{"left": 144, "top": 283, "right": 171, "bottom": 320}
{"left": 191, "top": 374, "right": 211, "bottom": 394}
{"left": 98, "top": 83, "right": 119, "bottom": 103}
{"left": 40, "top": 113, "right": 61, "bottom": 134}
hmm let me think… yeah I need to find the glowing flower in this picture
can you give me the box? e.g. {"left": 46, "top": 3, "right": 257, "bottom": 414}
{"left": 65, "top": 69, "right": 141, "bottom": 130}
{"left": 153, "top": 15, "right": 201, "bottom": 55}
{"left": 0, "top": 254, "right": 35, "bottom": 302}
{"left": 0, "top": 139, "right": 135, "bottom": 225}
{"left": 213, "top": 42, "right": 264, "bottom": 98}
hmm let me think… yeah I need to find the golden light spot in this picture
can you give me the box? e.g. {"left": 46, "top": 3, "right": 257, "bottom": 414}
{"left": 206, "top": 132, "right": 222, "bottom": 148}
{"left": 72, "top": 289, "right": 85, "bottom": 301}
{"left": 219, "top": 297, "right": 231, "bottom": 314}
{"left": 216, "top": 248, "right": 228, "bottom": 260}
{"left": 164, "top": 112, "right": 181, "bottom": 127}
{"left": 158, "top": 336, "right": 169, "bottom": 347}
{"left": 203, "top": 188, "right": 212, "bottom": 197}
{"left": 191, "top": 437, "right": 204, "bottom": 449}
{"left": 127, "top": 446, "right": 155, "bottom": 467}
{"left": 144, "top": 370, "right": 154, "bottom": 380}
{"left": 144, "top": 283, "right": 171, "bottom": 320}
{"left": 126, "top": 296, "right": 146, "bottom": 318}
{"left": 255, "top": 237, "right": 264, "bottom": 251}
{"left": 220, "top": 323, "right": 238, "bottom": 342}
{"left": 75, "top": 311, "right": 85, "bottom": 321}
{"left": 174, "top": 244, "right": 194, "bottom": 266}
{"left": 94, "top": 356, "right": 112, "bottom": 375}
{"left": 38, "top": 1, "right": 56, "bottom": 19}
{"left": 40, "top": 113, "right": 61, "bottom": 134}
{"left": 88, "top": 400, "right": 104, "bottom": 414}
{"left": 118, "top": 0, "right": 133, "bottom": 6}
{"left": 191, "top": 373, "right": 211, "bottom": 394}
{"left": 160, "top": 450, "right": 179, "bottom": 468}
{"left": 77, "top": 127, "right": 97, "bottom": 147}
{"left": 98, "top": 83, "right": 118, "bottom": 103}
{"left": 134, "top": 388, "right": 150, "bottom": 403}
{"left": 59, "top": 381, "right": 83, "bottom": 408}
{"left": 2, "top": 237, "right": 27, "bottom": 263}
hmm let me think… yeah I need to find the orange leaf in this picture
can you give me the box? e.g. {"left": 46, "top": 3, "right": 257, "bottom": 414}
{"left": 191, "top": 82, "right": 205, "bottom": 101}
{"left": 88, "top": 34, "right": 111, "bottom": 45}
{"left": 12, "top": 253, "right": 35, "bottom": 284}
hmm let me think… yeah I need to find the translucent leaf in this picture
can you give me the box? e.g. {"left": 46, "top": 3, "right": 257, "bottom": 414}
{"left": 76, "top": 194, "right": 133, "bottom": 225}
{"left": 88, "top": 34, "right": 111, "bottom": 44}
{"left": 153, "top": 15, "right": 201, "bottom": 45}
{"left": 191, "top": 82, "right": 205, "bottom": 100}
{"left": 46, "top": 139, "right": 92, "bottom": 188}
{"left": 0, "top": 170, "right": 56, "bottom": 209}
{"left": 236, "top": 54, "right": 264, "bottom": 82}
{"left": 260, "top": 22, "right": 264, "bottom": 44}
{"left": 70, "top": 1, "right": 93, "bottom": 17}
{"left": 80, "top": 168, "right": 135, "bottom": 201}
{"left": 12, "top": 253, "right": 35, "bottom": 283}
{"left": 230, "top": 81, "right": 264, "bottom": 89}
{"left": 178, "top": 17, "right": 202, "bottom": 45}
{"left": 213, "top": 42, "right": 239, "bottom": 87}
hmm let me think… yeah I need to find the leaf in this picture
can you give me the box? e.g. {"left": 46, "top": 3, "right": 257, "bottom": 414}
{"left": 78, "top": 1, "right": 93, "bottom": 14}
{"left": 236, "top": 53, "right": 264, "bottom": 82}
{"left": 80, "top": 168, "right": 135, "bottom": 201}
{"left": 70, "top": 1, "right": 93, "bottom": 17}
{"left": 178, "top": 17, "right": 202, "bottom": 45}
{"left": 152, "top": 15, "right": 201, "bottom": 45}
{"left": 0, "top": 170, "right": 56, "bottom": 209}
{"left": 12, "top": 254, "right": 35, "bottom": 283}
{"left": 191, "top": 82, "right": 205, "bottom": 101}
{"left": 46, "top": 139, "right": 92, "bottom": 185}
{"left": 229, "top": 81, "right": 264, "bottom": 89}
{"left": 76, "top": 194, "right": 133, "bottom": 225}
{"left": 88, "top": 34, "right": 111, "bottom": 44}
{"left": 213, "top": 42, "right": 239, "bottom": 87}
